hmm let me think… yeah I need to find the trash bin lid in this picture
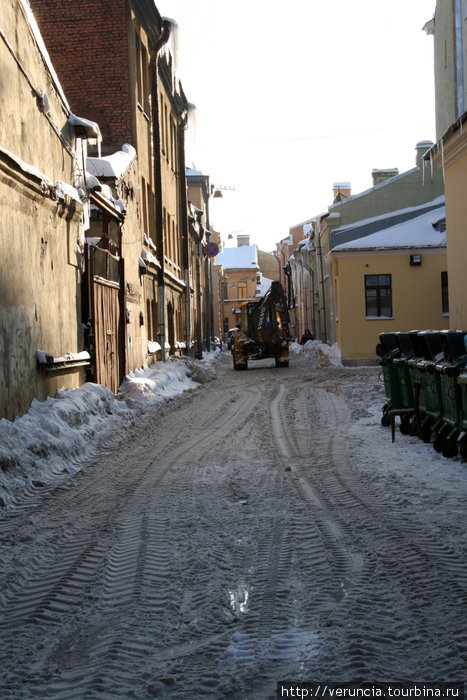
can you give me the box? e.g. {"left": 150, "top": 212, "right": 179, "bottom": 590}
{"left": 417, "top": 330, "right": 443, "bottom": 362}
{"left": 440, "top": 330, "right": 467, "bottom": 363}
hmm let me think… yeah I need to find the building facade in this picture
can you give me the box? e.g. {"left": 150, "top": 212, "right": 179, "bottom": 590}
{"left": 216, "top": 235, "right": 262, "bottom": 332}
{"left": 330, "top": 198, "right": 448, "bottom": 363}
{"left": 425, "top": 2, "right": 467, "bottom": 329}
{"left": 32, "top": 0, "right": 190, "bottom": 364}
{"left": 284, "top": 143, "right": 445, "bottom": 347}
{"left": 0, "top": 0, "right": 94, "bottom": 419}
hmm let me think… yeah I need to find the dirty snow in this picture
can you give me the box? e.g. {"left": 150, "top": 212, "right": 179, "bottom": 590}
{"left": 0, "top": 349, "right": 465, "bottom": 697}
{"left": 1, "top": 343, "right": 464, "bottom": 519}
{"left": 0, "top": 352, "right": 220, "bottom": 512}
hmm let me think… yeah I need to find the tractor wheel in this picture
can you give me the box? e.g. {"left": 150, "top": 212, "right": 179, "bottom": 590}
{"left": 433, "top": 436, "right": 444, "bottom": 453}
{"left": 408, "top": 420, "right": 418, "bottom": 437}
{"left": 233, "top": 359, "right": 248, "bottom": 371}
{"left": 275, "top": 358, "right": 289, "bottom": 368}
{"left": 460, "top": 444, "right": 467, "bottom": 460}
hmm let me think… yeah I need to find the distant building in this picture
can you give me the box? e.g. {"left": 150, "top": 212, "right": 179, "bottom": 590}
{"left": 282, "top": 142, "right": 445, "bottom": 347}
{"left": 215, "top": 235, "right": 273, "bottom": 332}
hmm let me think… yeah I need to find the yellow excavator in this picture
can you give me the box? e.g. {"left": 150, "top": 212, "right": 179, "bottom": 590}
{"left": 232, "top": 281, "right": 290, "bottom": 370}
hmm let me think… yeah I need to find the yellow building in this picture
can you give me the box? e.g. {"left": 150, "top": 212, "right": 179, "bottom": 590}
{"left": 424, "top": 2, "right": 467, "bottom": 329}
{"left": 216, "top": 235, "right": 262, "bottom": 331}
{"left": 331, "top": 198, "right": 448, "bottom": 364}
{"left": 427, "top": 119, "right": 467, "bottom": 330}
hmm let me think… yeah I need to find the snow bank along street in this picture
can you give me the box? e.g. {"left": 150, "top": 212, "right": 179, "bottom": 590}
{"left": 0, "top": 348, "right": 466, "bottom": 698}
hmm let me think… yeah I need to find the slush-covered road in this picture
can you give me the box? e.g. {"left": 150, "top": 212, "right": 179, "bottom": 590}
{"left": 0, "top": 359, "right": 465, "bottom": 698}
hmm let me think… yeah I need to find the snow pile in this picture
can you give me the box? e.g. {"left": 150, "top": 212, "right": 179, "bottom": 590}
{"left": 316, "top": 342, "right": 342, "bottom": 367}
{"left": 0, "top": 383, "right": 135, "bottom": 508}
{"left": 0, "top": 352, "right": 220, "bottom": 513}
{"left": 290, "top": 340, "right": 342, "bottom": 368}
{"left": 119, "top": 358, "right": 198, "bottom": 407}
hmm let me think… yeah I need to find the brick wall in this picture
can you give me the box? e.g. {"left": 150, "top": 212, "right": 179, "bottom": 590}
{"left": 31, "top": 0, "right": 133, "bottom": 148}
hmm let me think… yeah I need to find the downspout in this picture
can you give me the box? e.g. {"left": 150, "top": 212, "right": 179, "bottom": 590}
{"left": 204, "top": 183, "right": 212, "bottom": 352}
{"left": 316, "top": 217, "right": 327, "bottom": 344}
{"left": 455, "top": 0, "right": 465, "bottom": 118}
{"left": 178, "top": 108, "right": 190, "bottom": 355}
{"left": 300, "top": 250, "right": 306, "bottom": 339}
{"left": 150, "top": 20, "right": 171, "bottom": 361}
{"left": 301, "top": 251, "right": 316, "bottom": 339}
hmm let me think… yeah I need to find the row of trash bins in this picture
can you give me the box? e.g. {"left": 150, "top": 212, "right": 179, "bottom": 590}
{"left": 377, "top": 330, "right": 467, "bottom": 459}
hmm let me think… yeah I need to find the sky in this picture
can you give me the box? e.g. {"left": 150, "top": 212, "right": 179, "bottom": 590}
{"left": 156, "top": 0, "right": 437, "bottom": 252}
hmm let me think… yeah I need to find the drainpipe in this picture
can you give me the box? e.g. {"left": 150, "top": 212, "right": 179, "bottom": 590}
{"left": 178, "top": 107, "right": 190, "bottom": 355}
{"left": 315, "top": 217, "right": 327, "bottom": 344}
{"left": 300, "top": 250, "right": 316, "bottom": 339}
{"left": 150, "top": 20, "right": 171, "bottom": 361}
{"left": 204, "top": 183, "right": 213, "bottom": 352}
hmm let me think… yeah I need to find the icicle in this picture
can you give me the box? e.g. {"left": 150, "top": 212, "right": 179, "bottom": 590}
{"left": 430, "top": 150, "right": 434, "bottom": 179}
{"left": 422, "top": 158, "right": 425, "bottom": 186}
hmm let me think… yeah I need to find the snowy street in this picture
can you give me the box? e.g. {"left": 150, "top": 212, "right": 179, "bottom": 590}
{"left": 0, "top": 352, "right": 466, "bottom": 699}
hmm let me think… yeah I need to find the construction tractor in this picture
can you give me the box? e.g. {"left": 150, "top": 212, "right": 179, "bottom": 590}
{"left": 232, "top": 281, "right": 290, "bottom": 370}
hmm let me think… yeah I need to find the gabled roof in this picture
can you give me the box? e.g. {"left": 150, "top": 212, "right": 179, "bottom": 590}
{"left": 331, "top": 196, "right": 445, "bottom": 250}
{"left": 332, "top": 197, "right": 446, "bottom": 252}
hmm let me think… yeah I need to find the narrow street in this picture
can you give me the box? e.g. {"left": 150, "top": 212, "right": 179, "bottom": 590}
{"left": 0, "top": 358, "right": 465, "bottom": 699}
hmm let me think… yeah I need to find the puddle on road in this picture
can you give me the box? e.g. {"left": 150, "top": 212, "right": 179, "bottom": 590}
{"left": 221, "top": 629, "right": 321, "bottom": 666}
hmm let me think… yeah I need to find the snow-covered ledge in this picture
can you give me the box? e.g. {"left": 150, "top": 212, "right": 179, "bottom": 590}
{"left": 36, "top": 350, "right": 91, "bottom": 372}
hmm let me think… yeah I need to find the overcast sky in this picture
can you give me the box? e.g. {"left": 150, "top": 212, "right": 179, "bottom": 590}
{"left": 156, "top": 0, "right": 437, "bottom": 251}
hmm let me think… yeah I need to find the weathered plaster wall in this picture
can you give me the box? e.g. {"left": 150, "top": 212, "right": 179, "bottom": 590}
{"left": 0, "top": 0, "right": 85, "bottom": 419}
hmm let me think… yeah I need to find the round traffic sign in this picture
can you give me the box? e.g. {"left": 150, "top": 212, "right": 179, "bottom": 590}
{"left": 204, "top": 242, "right": 219, "bottom": 257}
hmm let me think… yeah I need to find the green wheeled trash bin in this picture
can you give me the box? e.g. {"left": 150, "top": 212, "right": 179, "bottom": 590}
{"left": 416, "top": 331, "right": 444, "bottom": 450}
{"left": 434, "top": 331, "right": 467, "bottom": 457}
{"left": 394, "top": 331, "right": 417, "bottom": 435}
{"left": 377, "top": 332, "right": 403, "bottom": 427}
{"left": 458, "top": 364, "right": 467, "bottom": 460}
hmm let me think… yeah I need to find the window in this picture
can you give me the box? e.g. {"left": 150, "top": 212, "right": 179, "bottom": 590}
{"left": 146, "top": 299, "right": 152, "bottom": 340}
{"left": 365, "top": 274, "right": 392, "bottom": 318}
{"left": 441, "top": 271, "right": 449, "bottom": 314}
{"left": 141, "top": 176, "right": 148, "bottom": 233}
{"left": 141, "top": 45, "right": 150, "bottom": 115}
{"left": 237, "top": 282, "right": 247, "bottom": 299}
{"left": 135, "top": 33, "right": 142, "bottom": 106}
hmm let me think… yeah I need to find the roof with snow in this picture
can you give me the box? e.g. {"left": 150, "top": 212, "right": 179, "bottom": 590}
{"left": 87, "top": 144, "right": 136, "bottom": 180}
{"left": 331, "top": 196, "right": 445, "bottom": 249}
{"left": 332, "top": 197, "right": 446, "bottom": 252}
{"left": 186, "top": 168, "right": 205, "bottom": 177}
{"left": 215, "top": 244, "right": 259, "bottom": 270}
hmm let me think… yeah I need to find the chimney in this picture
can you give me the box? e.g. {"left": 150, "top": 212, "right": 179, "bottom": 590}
{"left": 237, "top": 234, "right": 250, "bottom": 247}
{"left": 372, "top": 168, "right": 399, "bottom": 186}
{"left": 415, "top": 140, "right": 434, "bottom": 168}
{"left": 332, "top": 182, "right": 351, "bottom": 203}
